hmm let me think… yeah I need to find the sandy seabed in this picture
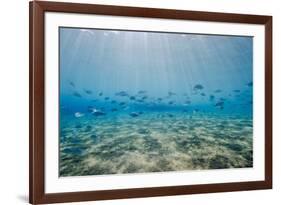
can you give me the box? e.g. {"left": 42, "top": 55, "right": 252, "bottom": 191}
{"left": 59, "top": 113, "right": 253, "bottom": 176}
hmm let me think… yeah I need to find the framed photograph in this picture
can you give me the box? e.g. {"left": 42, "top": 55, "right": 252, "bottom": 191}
{"left": 29, "top": 1, "right": 272, "bottom": 204}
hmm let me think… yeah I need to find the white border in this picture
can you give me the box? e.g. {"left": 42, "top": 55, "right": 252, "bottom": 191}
{"left": 45, "top": 12, "right": 265, "bottom": 193}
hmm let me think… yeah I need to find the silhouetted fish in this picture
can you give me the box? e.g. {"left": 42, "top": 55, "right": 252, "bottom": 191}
{"left": 104, "top": 97, "right": 110, "bottom": 100}
{"left": 130, "top": 112, "right": 139, "bottom": 117}
{"left": 130, "top": 96, "right": 136, "bottom": 100}
{"left": 157, "top": 98, "right": 163, "bottom": 101}
{"left": 193, "top": 84, "right": 204, "bottom": 91}
{"left": 73, "top": 91, "right": 82, "bottom": 98}
{"left": 182, "top": 109, "right": 188, "bottom": 113}
{"left": 168, "top": 114, "right": 174, "bottom": 118}
{"left": 138, "top": 111, "right": 144, "bottom": 115}
{"left": 168, "top": 91, "right": 176, "bottom": 96}
{"left": 142, "top": 96, "right": 148, "bottom": 100}
{"left": 168, "top": 101, "right": 174, "bottom": 105}
{"left": 84, "top": 89, "right": 92, "bottom": 95}
{"left": 247, "top": 82, "right": 253, "bottom": 87}
{"left": 215, "top": 101, "right": 224, "bottom": 107}
{"left": 184, "top": 100, "right": 191, "bottom": 104}
{"left": 111, "top": 108, "right": 118, "bottom": 112}
{"left": 214, "top": 89, "right": 222, "bottom": 93}
{"left": 122, "top": 106, "right": 130, "bottom": 110}
{"left": 111, "top": 100, "right": 116, "bottom": 104}
{"left": 138, "top": 90, "right": 147, "bottom": 94}
{"left": 200, "top": 93, "right": 206, "bottom": 96}
{"left": 209, "top": 95, "right": 215, "bottom": 101}
{"left": 98, "top": 92, "right": 103, "bottom": 96}
{"left": 115, "top": 91, "right": 129, "bottom": 97}
{"left": 119, "top": 102, "right": 126, "bottom": 106}
{"left": 233, "top": 89, "right": 240, "bottom": 93}
{"left": 69, "top": 81, "right": 75, "bottom": 87}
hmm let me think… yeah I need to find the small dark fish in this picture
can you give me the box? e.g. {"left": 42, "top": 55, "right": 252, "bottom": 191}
{"left": 215, "top": 101, "right": 224, "bottom": 107}
{"left": 220, "top": 97, "right": 227, "bottom": 101}
{"left": 168, "top": 91, "right": 176, "bottom": 96}
{"left": 104, "top": 97, "right": 110, "bottom": 100}
{"left": 73, "top": 91, "right": 82, "bottom": 98}
{"left": 138, "top": 90, "right": 147, "bottom": 94}
{"left": 130, "top": 96, "right": 136, "bottom": 100}
{"left": 130, "top": 112, "right": 139, "bottom": 117}
{"left": 184, "top": 100, "right": 191, "bottom": 104}
{"left": 168, "top": 114, "right": 174, "bottom": 118}
{"left": 69, "top": 81, "right": 75, "bottom": 87}
{"left": 142, "top": 96, "right": 148, "bottom": 100}
{"left": 200, "top": 93, "right": 206, "bottom": 96}
{"left": 91, "top": 99, "right": 98, "bottom": 102}
{"left": 233, "top": 89, "right": 240, "bottom": 93}
{"left": 194, "top": 109, "right": 199, "bottom": 112}
{"left": 214, "top": 89, "right": 222, "bottom": 93}
{"left": 209, "top": 95, "right": 215, "bottom": 101}
{"left": 115, "top": 91, "right": 129, "bottom": 97}
{"left": 157, "top": 98, "right": 162, "bottom": 101}
{"left": 193, "top": 84, "right": 204, "bottom": 90}
{"left": 138, "top": 111, "right": 144, "bottom": 115}
{"left": 111, "top": 108, "right": 118, "bottom": 112}
{"left": 137, "top": 99, "right": 144, "bottom": 103}
{"left": 119, "top": 102, "right": 126, "bottom": 106}
{"left": 168, "top": 101, "right": 174, "bottom": 105}
{"left": 111, "top": 100, "right": 116, "bottom": 104}
{"left": 247, "top": 82, "right": 253, "bottom": 87}
{"left": 98, "top": 92, "right": 103, "bottom": 96}
{"left": 182, "top": 109, "right": 188, "bottom": 113}
{"left": 84, "top": 89, "right": 92, "bottom": 95}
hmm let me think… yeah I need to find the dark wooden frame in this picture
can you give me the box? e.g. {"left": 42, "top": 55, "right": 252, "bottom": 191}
{"left": 29, "top": 1, "right": 272, "bottom": 204}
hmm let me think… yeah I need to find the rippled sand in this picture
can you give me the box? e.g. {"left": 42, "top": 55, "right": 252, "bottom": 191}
{"left": 59, "top": 113, "right": 253, "bottom": 176}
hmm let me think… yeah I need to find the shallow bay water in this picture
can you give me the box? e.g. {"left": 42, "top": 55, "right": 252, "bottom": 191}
{"left": 59, "top": 28, "right": 253, "bottom": 176}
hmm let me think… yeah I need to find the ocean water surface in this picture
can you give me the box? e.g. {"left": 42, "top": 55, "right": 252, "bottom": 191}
{"left": 59, "top": 28, "right": 253, "bottom": 176}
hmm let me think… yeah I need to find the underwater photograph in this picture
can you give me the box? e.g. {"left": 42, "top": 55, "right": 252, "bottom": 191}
{"left": 59, "top": 27, "right": 253, "bottom": 177}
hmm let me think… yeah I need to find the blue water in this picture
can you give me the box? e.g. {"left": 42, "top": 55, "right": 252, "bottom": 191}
{"left": 59, "top": 28, "right": 253, "bottom": 176}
